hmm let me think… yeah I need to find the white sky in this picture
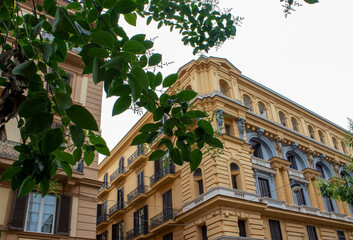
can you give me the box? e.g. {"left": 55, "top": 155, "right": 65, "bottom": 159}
{"left": 99, "top": 0, "right": 353, "bottom": 160}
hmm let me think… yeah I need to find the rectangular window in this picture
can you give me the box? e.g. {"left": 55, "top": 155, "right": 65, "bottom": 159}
{"left": 162, "top": 189, "right": 173, "bottom": 221}
{"left": 225, "top": 125, "right": 231, "bottom": 135}
{"left": 238, "top": 219, "right": 247, "bottom": 237}
{"left": 163, "top": 232, "right": 173, "bottom": 240}
{"left": 337, "top": 230, "right": 346, "bottom": 240}
{"left": 198, "top": 180, "right": 204, "bottom": 195}
{"left": 112, "top": 221, "right": 124, "bottom": 240}
{"left": 294, "top": 188, "right": 306, "bottom": 206}
{"left": 25, "top": 193, "right": 57, "bottom": 233}
{"left": 137, "top": 170, "right": 145, "bottom": 194}
{"left": 325, "top": 197, "right": 335, "bottom": 212}
{"left": 133, "top": 206, "right": 148, "bottom": 236}
{"left": 258, "top": 177, "right": 271, "bottom": 198}
{"left": 231, "top": 175, "right": 238, "bottom": 189}
{"left": 269, "top": 219, "right": 283, "bottom": 240}
{"left": 201, "top": 225, "right": 208, "bottom": 240}
{"left": 306, "top": 225, "right": 318, "bottom": 240}
{"left": 117, "top": 187, "right": 124, "bottom": 209}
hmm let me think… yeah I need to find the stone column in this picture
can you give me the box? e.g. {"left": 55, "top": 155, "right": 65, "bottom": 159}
{"left": 281, "top": 168, "right": 294, "bottom": 205}
{"left": 273, "top": 167, "right": 286, "bottom": 201}
{"left": 306, "top": 180, "right": 318, "bottom": 208}
{"left": 270, "top": 157, "right": 292, "bottom": 204}
{"left": 302, "top": 168, "right": 322, "bottom": 209}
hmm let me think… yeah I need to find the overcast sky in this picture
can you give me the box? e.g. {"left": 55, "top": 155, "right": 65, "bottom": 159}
{"left": 99, "top": 0, "right": 353, "bottom": 160}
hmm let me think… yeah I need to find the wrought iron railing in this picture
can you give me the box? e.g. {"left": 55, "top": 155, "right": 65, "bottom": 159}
{"left": 98, "top": 183, "right": 108, "bottom": 193}
{"left": 126, "top": 226, "right": 148, "bottom": 240}
{"left": 150, "top": 209, "right": 178, "bottom": 229}
{"left": 96, "top": 214, "right": 107, "bottom": 225}
{"left": 110, "top": 167, "right": 125, "bottom": 182}
{"left": 109, "top": 201, "right": 126, "bottom": 216}
{"left": 127, "top": 148, "right": 145, "bottom": 166}
{"left": 150, "top": 164, "right": 175, "bottom": 186}
{"left": 127, "top": 185, "right": 148, "bottom": 203}
{"left": 0, "top": 140, "right": 20, "bottom": 160}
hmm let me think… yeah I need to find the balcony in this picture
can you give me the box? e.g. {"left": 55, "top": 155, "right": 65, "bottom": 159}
{"left": 97, "top": 183, "right": 109, "bottom": 199}
{"left": 150, "top": 209, "right": 178, "bottom": 230}
{"left": 96, "top": 214, "right": 107, "bottom": 225}
{"left": 260, "top": 197, "right": 286, "bottom": 209}
{"left": 72, "top": 159, "right": 84, "bottom": 173}
{"left": 127, "top": 185, "right": 149, "bottom": 204}
{"left": 126, "top": 227, "right": 148, "bottom": 240}
{"left": 110, "top": 167, "right": 126, "bottom": 186}
{"left": 149, "top": 165, "right": 176, "bottom": 189}
{"left": 109, "top": 201, "right": 126, "bottom": 218}
{"left": 127, "top": 148, "right": 147, "bottom": 170}
{"left": 0, "top": 140, "right": 19, "bottom": 160}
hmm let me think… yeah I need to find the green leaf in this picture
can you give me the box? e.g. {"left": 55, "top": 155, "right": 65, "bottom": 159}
{"left": 55, "top": 151, "right": 75, "bottom": 165}
{"left": 146, "top": 16, "right": 152, "bottom": 25}
{"left": 184, "top": 110, "right": 208, "bottom": 119}
{"left": 159, "top": 93, "right": 170, "bottom": 106}
{"left": 58, "top": 161, "right": 72, "bottom": 178}
{"left": 87, "top": 48, "right": 109, "bottom": 58}
{"left": 66, "top": 105, "right": 98, "bottom": 131}
{"left": 197, "top": 120, "right": 214, "bottom": 136}
{"left": 73, "top": 148, "right": 82, "bottom": 162}
{"left": 131, "top": 66, "right": 149, "bottom": 91}
{"left": 124, "top": 13, "right": 137, "bottom": 26}
{"left": 102, "top": 56, "right": 124, "bottom": 69}
{"left": 145, "top": 131, "right": 159, "bottom": 143}
{"left": 178, "top": 89, "right": 197, "bottom": 101}
{"left": 149, "top": 53, "right": 162, "bottom": 66}
{"left": 103, "top": 0, "right": 118, "bottom": 9}
{"left": 1, "top": 166, "right": 15, "bottom": 181}
{"left": 18, "top": 97, "right": 50, "bottom": 118}
{"left": 89, "top": 132, "right": 107, "bottom": 146}
{"left": 70, "top": 125, "right": 85, "bottom": 148}
{"left": 42, "top": 128, "right": 63, "bottom": 154}
{"left": 84, "top": 150, "right": 95, "bottom": 166}
{"left": 157, "top": 138, "right": 173, "bottom": 150}
{"left": 39, "top": 43, "right": 53, "bottom": 63}
{"left": 140, "top": 123, "right": 162, "bottom": 133}
{"left": 91, "top": 31, "right": 114, "bottom": 48}
{"left": 208, "top": 137, "right": 223, "bottom": 149}
{"left": 153, "top": 107, "right": 165, "bottom": 121}
{"left": 87, "top": 9, "right": 98, "bottom": 23}
{"left": 112, "top": 96, "right": 131, "bottom": 116}
{"left": 115, "top": 0, "right": 137, "bottom": 13}
{"left": 190, "top": 148, "right": 202, "bottom": 172}
{"left": 31, "top": 20, "right": 44, "bottom": 40}
{"left": 55, "top": 93, "right": 72, "bottom": 110}
{"left": 171, "top": 148, "right": 183, "bottom": 166}
{"left": 66, "top": 2, "right": 82, "bottom": 9}
{"left": 131, "top": 133, "right": 148, "bottom": 145}
{"left": 304, "top": 0, "right": 319, "bottom": 3}
{"left": 95, "top": 145, "right": 110, "bottom": 156}
{"left": 122, "top": 40, "right": 146, "bottom": 54}
{"left": 18, "top": 176, "right": 36, "bottom": 198}
{"left": 162, "top": 73, "right": 178, "bottom": 88}
{"left": 149, "top": 150, "right": 166, "bottom": 161}
{"left": 131, "top": 34, "right": 146, "bottom": 43}
{"left": 23, "top": 112, "right": 53, "bottom": 134}
{"left": 12, "top": 60, "right": 37, "bottom": 77}
{"left": 154, "top": 72, "right": 163, "bottom": 86}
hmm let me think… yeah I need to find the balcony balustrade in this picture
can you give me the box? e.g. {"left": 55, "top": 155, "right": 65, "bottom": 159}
{"left": 127, "top": 185, "right": 148, "bottom": 203}
{"left": 109, "top": 201, "right": 126, "bottom": 216}
{"left": 150, "top": 165, "right": 175, "bottom": 186}
{"left": 110, "top": 167, "right": 125, "bottom": 183}
{"left": 98, "top": 183, "right": 108, "bottom": 193}
{"left": 96, "top": 214, "right": 107, "bottom": 225}
{"left": 127, "top": 148, "right": 145, "bottom": 166}
{"left": 150, "top": 209, "right": 178, "bottom": 229}
{"left": 0, "top": 140, "right": 19, "bottom": 160}
{"left": 126, "top": 226, "right": 148, "bottom": 240}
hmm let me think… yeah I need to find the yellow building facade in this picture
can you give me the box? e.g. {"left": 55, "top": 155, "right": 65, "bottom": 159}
{"left": 0, "top": 3, "right": 103, "bottom": 237}
{"left": 97, "top": 56, "right": 353, "bottom": 240}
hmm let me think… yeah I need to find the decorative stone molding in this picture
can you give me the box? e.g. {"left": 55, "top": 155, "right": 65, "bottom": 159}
{"left": 302, "top": 168, "right": 321, "bottom": 181}
{"left": 269, "top": 157, "right": 291, "bottom": 170}
{"left": 306, "top": 150, "right": 314, "bottom": 168}
{"left": 215, "top": 109, "right": 225, "bottom": 134}
{"left": 275, "top": 137, "right": 283, "bottom": 155}
{"left": 237, "top": 117, "right": 246, "bottom": 140}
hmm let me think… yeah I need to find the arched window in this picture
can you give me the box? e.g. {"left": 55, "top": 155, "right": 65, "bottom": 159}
{"left": 332, "top": 137, "right": 338, "bottom": 150}
{"left": 185, "top": 85, "right": 192, "bottom": 90}
{"left": 119, "top": 157, "right": 124, "bottom": 173}
{"left": 243, "top": 95, "right": 252, "bottom": 111}
{"left": 286, "top": 153, "right": 298, "bottom": 170}
{"left": 249, "top": 138, "right": 275, "bottom": 161}
{"left": 219, "top": 80, "right": 231, "bottom": 97}
{"left": 318, "top": 130, "right": 325, "bottom": 144}
{"left": 308, "top": 125, "right": 315, "bottom": 139}
{"left": 341, "top": 141, "right": 347, "bottom": 154}
{"left": 230, "top": 163, "right": 240, "bottom": 189}
{"left": 315, "top": 162, "right": 336, "bottom": 212}
{"left": 278, "top": 111, "right": 286, "bottom": 126}
{"left": 193, "top": 168, "right": 204, "bottom": 195}
{"left": 258, "top": 102, "right": 266, "bottom": 118}
{"left": 291, "top": 117, "right": 298, "bottom": 132}
{"left": 251, "top": 140, "right": 263, "bottom": 159}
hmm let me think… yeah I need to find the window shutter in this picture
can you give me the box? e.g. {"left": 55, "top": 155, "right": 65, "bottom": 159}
{"left": 9, "top": 192, "right": 28, "bottom": 230}
{"left": 112, "top": 223, "right": 117, "bottom": 240}
{"left": 55, "top": 195, "right": 72, "bottom": 235}
{"left": 143, "top": 205, "right": 148, "bottom": 234}
{"left": 133, "top": 211, "right": 138, "bottom": 235}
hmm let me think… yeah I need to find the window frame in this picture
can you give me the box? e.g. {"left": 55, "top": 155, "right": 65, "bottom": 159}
{"left": 238, "top": 219, "right": 247, "bottom": 237}
{"left": 306, "top": 225, "right": 318, "bottom": 240}
{"left": 268, "top": 219, "right": 283, "bottom": 240}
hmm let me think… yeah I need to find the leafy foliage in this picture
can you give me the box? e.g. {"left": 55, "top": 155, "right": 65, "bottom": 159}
{"left": 0, "top": 0, "right": 235, "bottom": 196}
